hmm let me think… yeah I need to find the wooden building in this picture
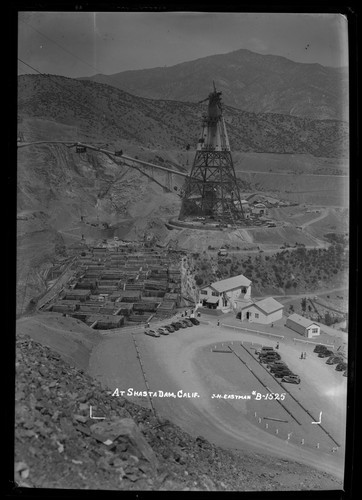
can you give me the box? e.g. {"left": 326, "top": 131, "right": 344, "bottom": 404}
{"left": 285, "top": 313, "right": 321, "bottom": 338}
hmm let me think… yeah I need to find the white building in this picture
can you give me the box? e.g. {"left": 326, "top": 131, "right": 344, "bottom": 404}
{"left": 237, "top": 297, "right": 284, "bottom": 324}
{"left": 199, "top": 274, "right": 252, "bottom": 313}
{"left": 285, "top": 313, "right": 321, "bottom": 338}
{"left": 252, "top": 203, "right": 267, "bottom": 216}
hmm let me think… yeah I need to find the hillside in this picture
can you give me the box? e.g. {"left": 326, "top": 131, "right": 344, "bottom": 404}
{"left": 18, "top": 74, "right": 349, "bottom": 158}
{"left": 15, "top": 327, "right": 342, "bottom": 491}
{"left": 189, "top": 242, "right": 348, "bottom": 297}
{"left": 80, "top": 48, "right": 348, "bottom": 121}
{"left": 17, "top": 74, "right": 349, "bottom": 312}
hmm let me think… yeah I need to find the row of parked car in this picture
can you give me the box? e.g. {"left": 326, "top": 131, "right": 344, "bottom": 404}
{"left": 313, "top": 345, "right": 347, "bottom": 376}
{"left": 144, "top": 317, "right": 200, "bottom": 338}
{"left": 257, "top": 346, "right": 301, "bottom": 384}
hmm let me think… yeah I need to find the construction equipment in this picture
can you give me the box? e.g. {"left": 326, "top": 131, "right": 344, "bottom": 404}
{"left": 179, "top": 83, "right": 245, "bottom": 224}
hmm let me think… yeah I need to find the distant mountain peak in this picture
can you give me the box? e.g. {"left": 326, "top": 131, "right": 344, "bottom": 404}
{"left": 79, "top": 48, "right": 348, "bottom": 121}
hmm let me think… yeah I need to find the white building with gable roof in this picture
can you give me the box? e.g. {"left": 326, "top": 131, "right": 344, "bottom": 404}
{"left": 199, "top": 274, "right": 252, "bottom": 313}
{"left": 237, "top": 297, "right": 284, "bottom": 324}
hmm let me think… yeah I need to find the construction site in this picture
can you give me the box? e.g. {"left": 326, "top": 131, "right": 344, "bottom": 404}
{"left": 16, "top": 76, "right": 349, "bottom": 491}
{"left": 38, "top": 243, "right": 183, "bottom": 330}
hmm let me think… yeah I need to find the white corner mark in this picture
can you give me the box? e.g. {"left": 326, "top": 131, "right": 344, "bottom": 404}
{"left": 90, "top": 405, "right": 105, "bottom": 420}
{"left": 311, "top": 411, "right": 322, "bottom": 424}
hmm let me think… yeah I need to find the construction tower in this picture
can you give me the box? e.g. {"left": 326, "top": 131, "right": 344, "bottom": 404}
{"left": 179, "top": 83, "right": 245, "bottom": 223}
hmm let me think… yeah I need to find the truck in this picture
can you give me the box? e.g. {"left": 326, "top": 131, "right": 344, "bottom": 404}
{"left": 218, "top": 248, "right": 228, "bottom": 257}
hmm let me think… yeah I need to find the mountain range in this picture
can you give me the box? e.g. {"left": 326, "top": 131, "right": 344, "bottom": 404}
{"left": 79, "top": 49, "right": 348, "bottom": 121}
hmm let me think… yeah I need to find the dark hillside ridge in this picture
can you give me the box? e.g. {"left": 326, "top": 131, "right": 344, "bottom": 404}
{"left": 18, "top": 74, "right": 348, "bottom": 158}
{"left": 79, "top": 48, "right": 348, "bottom": 121}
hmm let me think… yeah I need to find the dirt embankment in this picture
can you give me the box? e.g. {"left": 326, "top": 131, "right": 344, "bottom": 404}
{"left": 16, "top": 313, "right": 100, "bottom": 371}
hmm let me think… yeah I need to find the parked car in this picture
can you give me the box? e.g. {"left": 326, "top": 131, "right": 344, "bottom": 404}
{"left": 270, "top": 366, "right": 290, "bottom": 374}
{"left": 268, "top": 360, "right": 287, "bottom": 366}
{"left": 282, "top": 375, "right": 301, "bottom": 384}
{"left": 314, "top": 345, "right": 328, "bottom": 353}
{"left": 260, "top": 350, "right": 279, "bottom": 356}
{"left": 181, "top": 319, "right": 193, "bottom": 327}
{"left": 157, "top": 327, "right": 169, "bottom": 336}
{"left": 189, "top": 317, "right": 200, "bottom": 325}
{"left": 260, "top": 353, "right": 281, "bottom": 362}
{"left": 144, "top": 330, "right": 160, "bottom": 338}
{"left": 326, "top": 356, "right": 343, "bottom": 365}
{"left": 268, "top": 362, "right": 288, "bottom": 370}
{"left": 176, "top": 321, "right": 188, "bottom": 329}
{"left": 164, "top": 324, "right": 175, "bottom": 333}
{"left": 336, "top": 362, "right": 347, "bottom": 371}
{"left": 260, "top": 347, "right": 275, "bottom": 353}
{"left": 318, "top": 350, "right": 334, "bottom": 358}
{"left": 274, "top": 370, "right": 292, "bottom": 378}
{"left": 171, "top": 322, "right": 181, "bottom": 330}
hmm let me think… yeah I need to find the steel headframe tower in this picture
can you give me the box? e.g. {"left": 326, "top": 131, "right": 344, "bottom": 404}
{"left": 179, "top": 83, "right": 245, "bottom": 223}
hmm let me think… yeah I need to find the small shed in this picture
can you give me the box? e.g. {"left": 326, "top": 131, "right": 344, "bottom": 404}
{"left": 285, "top": 313, "right": 320, "bottom": 338}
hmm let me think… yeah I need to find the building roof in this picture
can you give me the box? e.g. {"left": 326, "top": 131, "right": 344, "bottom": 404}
{"left": 253, "top": 297, "right": 284, "bottom": 314}
{"left": 207, "top": 274, "right": 251, "bottom": 293}
{"left": 286, "top": 313, "right": 319, "bottom": 328}
{"left": 206, "top": 296, "right": 220, "bottom": 304}
{"left": 64, "top": 288, "right": 91, "bottom": 296}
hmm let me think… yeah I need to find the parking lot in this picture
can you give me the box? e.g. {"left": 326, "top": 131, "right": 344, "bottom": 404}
{"left": 89, "top": 315, "right": 347, "bottom": 478}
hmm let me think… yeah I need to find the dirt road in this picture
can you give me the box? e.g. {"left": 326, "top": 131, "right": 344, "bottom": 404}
{"left": 88, "top": 321, "right": 346, "bottom": 479}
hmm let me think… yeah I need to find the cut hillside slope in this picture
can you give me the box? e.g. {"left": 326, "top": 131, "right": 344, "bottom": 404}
{"left": 16, "top": 313, "right": 100, "bottom": 370}
{"left": 15, "top": 335, "right": 342, "bottom": 491}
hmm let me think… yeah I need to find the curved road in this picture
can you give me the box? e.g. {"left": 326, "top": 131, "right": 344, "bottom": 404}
{"left": 88, "top": 321, "right": 346, "bottom": 480}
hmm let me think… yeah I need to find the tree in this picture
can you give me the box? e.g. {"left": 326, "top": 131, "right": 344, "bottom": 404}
{"left": 324, "top": 311, "right": 333, "bottom": 326}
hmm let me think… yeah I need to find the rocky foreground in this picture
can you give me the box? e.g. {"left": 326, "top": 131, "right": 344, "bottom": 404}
{"left": 14, "top": 335, "right": 343, "bottom": 492}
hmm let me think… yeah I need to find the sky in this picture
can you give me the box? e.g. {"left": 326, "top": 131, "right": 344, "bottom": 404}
{"left": 17, "top": 11, "right": 349, "bottom": 78}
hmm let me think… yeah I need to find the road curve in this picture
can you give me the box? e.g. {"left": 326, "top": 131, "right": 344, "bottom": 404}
{"left": 88, "top": 324, "right": 345, "bottom": 480}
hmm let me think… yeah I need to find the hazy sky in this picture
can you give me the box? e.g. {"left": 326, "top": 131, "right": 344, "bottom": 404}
{"left": 18, "top": 12, "right": 349, "bottom": 78}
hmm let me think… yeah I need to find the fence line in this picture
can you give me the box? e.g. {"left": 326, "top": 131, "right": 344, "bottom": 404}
{"left": 222, "top": 323, "right": 284, "bottom": 339}
{"left": 240, "top": 342, "right": 341, "bottom": 448}
{"left": 294, "top": 338, "right": 334, "bottom": 348}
